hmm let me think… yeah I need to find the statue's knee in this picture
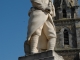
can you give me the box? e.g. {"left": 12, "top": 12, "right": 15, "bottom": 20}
{"left": 32, "top": 30, "right": 41, "bottom": 36}
{"left": 47, "top": 34, "right": 57, "bottom": 40}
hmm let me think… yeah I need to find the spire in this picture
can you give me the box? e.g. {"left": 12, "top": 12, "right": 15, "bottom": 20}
{"left": 53, "top": 0, "right": 79, "bottom": 20}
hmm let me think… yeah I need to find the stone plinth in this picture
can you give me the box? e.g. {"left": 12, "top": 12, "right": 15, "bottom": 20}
{"left": 18, "top": 50, "right": 54, "bottom": 60}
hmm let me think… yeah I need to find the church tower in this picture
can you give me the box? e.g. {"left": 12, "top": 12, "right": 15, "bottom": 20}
{"left": 54, "top": 0, "right": 78, "bottom": 19}
{"left": 53, "top": 0, "right": 80, "bottom": 60}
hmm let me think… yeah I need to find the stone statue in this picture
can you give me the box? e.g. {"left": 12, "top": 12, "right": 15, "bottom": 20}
{"left": 24, "top": 0, "right": 56, "bottom": 54}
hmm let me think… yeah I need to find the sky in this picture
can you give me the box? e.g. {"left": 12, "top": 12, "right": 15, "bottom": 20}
{"left": 0, "top": 0, "right": 80, "bottom": 60}
{"left": 0, "top": 0, "right": 31, "bottom": 60}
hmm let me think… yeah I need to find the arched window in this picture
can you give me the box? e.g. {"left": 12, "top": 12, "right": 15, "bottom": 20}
{"left": 63, "top": 9, "right": 67, "bottom": 18}
{"left": 64, "top": 29, "right": 69, "bottom": 45}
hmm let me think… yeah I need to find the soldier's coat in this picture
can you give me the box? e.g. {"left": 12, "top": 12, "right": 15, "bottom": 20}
{"left": 27, "top": 0, "right": 56, "bottom": 49}
{"left": 26, "top": 0, "right": 64, "bottom": 60}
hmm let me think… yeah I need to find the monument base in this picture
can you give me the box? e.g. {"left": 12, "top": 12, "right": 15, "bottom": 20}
{"left": 18, "top": 49, "right": 80, "bottom": 60}
{"left": 18, "top": 50, "right": 54, "bottom": 60}
{"left": 18, "top": 50, "right": 64, "bottom": 60}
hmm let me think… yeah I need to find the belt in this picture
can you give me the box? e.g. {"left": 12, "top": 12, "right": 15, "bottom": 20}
{"left": 30, "top": 7, "right": 41, "bottom": 10}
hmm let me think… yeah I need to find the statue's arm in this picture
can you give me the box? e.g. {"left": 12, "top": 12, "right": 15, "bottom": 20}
{"left": 48, "top": 0, "right": 56, "bottom": 17}
{"left": 51, "top": 5, "right": 56, "bottom": 17}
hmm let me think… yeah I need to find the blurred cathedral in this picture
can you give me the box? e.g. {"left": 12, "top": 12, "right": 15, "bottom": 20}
{"left": 54, "top": 0, "right": 79, "bottom": 19}
{"left": 53, "top": 0, "right": 80, "bottom": 60}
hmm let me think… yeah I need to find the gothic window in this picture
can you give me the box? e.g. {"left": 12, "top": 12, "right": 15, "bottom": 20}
{"left": 64, "top": 29, "right": 69, "bottom": 45}
{"left": 63, "top": 9, "right": 67, "bottom": 18}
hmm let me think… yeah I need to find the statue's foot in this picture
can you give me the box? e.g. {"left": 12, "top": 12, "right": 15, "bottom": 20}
{"left": 31, "top": 51, "right": 38, "bottom": 54}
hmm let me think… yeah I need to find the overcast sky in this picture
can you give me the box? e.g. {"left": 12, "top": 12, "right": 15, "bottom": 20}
{"left": 0, "top": 0, "right": 80, "bottom": 60}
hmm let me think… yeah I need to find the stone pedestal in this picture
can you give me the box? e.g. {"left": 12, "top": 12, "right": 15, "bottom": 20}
{"left": 18, "top": 50, "right": 54, "bottom": 60}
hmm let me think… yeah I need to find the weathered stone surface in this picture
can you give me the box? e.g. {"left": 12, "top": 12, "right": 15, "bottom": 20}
{"left": 18, "top": 50, "right": 53, "bottom": 60}
{"left": 54, "top": 0, "right": 79, "bottom": 20}
{"left": 54, "top": 19, "right": 80, "bottom": 49}
{"left": 34, "top": 57, "right": 54, "bottom": 60}
{"left": 55, "top": 48, "right": 80, "bottom": 60}
{"left": 75, "top": 21, "right": 80, "bottom": 48}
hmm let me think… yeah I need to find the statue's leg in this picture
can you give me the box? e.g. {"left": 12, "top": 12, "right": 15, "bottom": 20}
{"left": 43, "top": 20, "right": 57, "bottom": 50}
{"left": 47, "top": 38, "right": 56, "bottom": 50}
{"left": 30, "top": 35, "right": 39, "bottom": 54}
{"left": 30, "top": 25, "right": 43, "bottom": 54}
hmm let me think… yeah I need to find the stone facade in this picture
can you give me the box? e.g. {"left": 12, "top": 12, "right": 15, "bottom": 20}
{"left": 55, "top": 49, "right": 80, "bottom": 60}
{"left": 53, "top": 0, "right": 80, "bottom": 60}
{"left": 53, "top": 18, "right": 80, "bottom": 60}
{"left": 75, "top": 20, "right": 80, "bottom": 48}
{"left": 54, "top": 19, "right": 80, "bottom": 49}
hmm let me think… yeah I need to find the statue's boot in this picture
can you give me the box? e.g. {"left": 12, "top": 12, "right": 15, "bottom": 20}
{"left": 47, "top": 38, "right": 64, "bottom": 60}
{"left": 47, "top": 38, "right": 56, "bottom": 50}
{"left": 30, "top": 35, "right": 39, "bottom": 54}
